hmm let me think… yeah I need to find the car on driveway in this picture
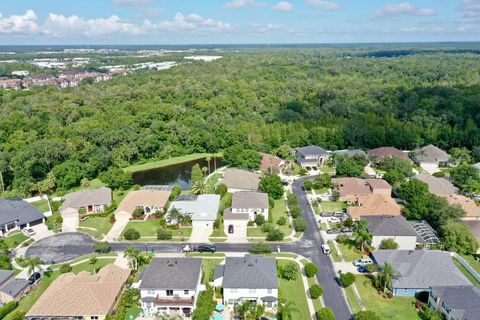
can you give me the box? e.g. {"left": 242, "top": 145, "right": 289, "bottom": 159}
{"left": 340, "top": 227, "right": 353, "bottom": 233}
{"left": 326, "top": 229, "right": 339, "bottom": 234}
{"left": 328, "top": 217, "right": 340, "bottom": 223}
{"left": 353, "top": 258, "right": 373, "bottom": 267}
{"left": 28, "top": 272, "right": 41, "bottom": 285}
{"left": 320, "top": 212, "right": 334, "bottom": 217}
{"left": 23, "top": 228, "right": 36, "bottom": 236}
{"left": 196, "top": 244, "right": 216, "bottom": 253}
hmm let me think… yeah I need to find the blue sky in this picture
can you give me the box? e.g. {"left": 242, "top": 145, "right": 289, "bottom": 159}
{"left": 0, "top": 0, "right": 478, "bottom": 44}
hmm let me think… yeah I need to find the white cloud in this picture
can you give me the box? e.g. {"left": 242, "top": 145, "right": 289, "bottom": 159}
{"left": 45, "top": 14, "right": 145, "bottom": 36}
{"left": 273, "top": 1, "right": 294, "bottom": 11}
{"left": 306, "top": 0, "right": 341, "bottom": 11}
{"left": 112, "top": 0, "right": 152, "bottom": 7}
{"left": 375, "top": 2, "right": 436, "bottom": 17}
{"left": 401, "top": 26, "right": 444, "bottom": 32}
{"left": 144, "top": 12, "right": 232, "bottom": 32}
{"left": 0, "top": 10, "right": 40, "bottom": 34}
{"left": 225, "top": 0, "right": 257, "bottom": 9}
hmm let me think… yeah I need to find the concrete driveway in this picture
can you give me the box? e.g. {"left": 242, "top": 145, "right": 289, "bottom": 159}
{"left": 189, "top": 224, "right": 212, "bottom": 243}
{"left": 30, "top": 224, "right": 54, "bottom": 241}
{"left": 105, "top": 212, "right": 130, "bottom": 241}
{"left": 61, "top": 212, "right": 79, "bottom": 233}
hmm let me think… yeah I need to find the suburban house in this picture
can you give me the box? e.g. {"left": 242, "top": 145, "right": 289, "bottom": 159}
{"left": 0, "top": 279, "right": 30, "bottom": 303}
{"left": 295, "top": 145, "right": 329, "bottom": 168}
{"left": 221, "top": 169, "right": 261, "bottom": 193}
{"left": 367, "top": 147, "right": 411, "bottom": 162}
{"left": 213, "top": 255, "right": 279, "bottom": 310}
{"left": 444, "top": 194, "right": 480, "bottom": 221}
{"left": 139, "top": 258, "right": 203, "bottom": 318}
{"left": 0, "top": 270, "right": 14, "bottom": 289}
{"left": 347, "top": 194, "right": 402, "bottom": 219}
{"left": 0, "top": 198, "right": 45, "bottom": 236}
{"left": 371, "top": 250, "right": 470, "bottom": 296}
{"left": 223, "top": 192, "right": 269, "bottom": 239}
{"left": 116, "top": 189, "right": 171, "bottom": 217}
{"left": 428, "top": 285, "right": 480, "bottom": 320}
{"left": 412, "top": 145, "right": 451, "bottom": 174}
{"left": 168, "top": 194, "right": 220, "bottom": 227}
{"left": 260, "top": 153, "right": 284, "bottom": 173}
{"left": 332, "top": 178, "right": 392, "bottom": 202}
{"left": 364, "top": 216, "right": 418, "bottom": 250}
{"left": 414, "top": 175, "right": 459, "bottom": 196}
{"left": 26, "top": 264, "right": 130, "bottom": 320}
{"left": 60, "top": 187, "right": 112, "bottom": 215}
{"left": 334, "top": 149, "right": 367, "bottom": 158}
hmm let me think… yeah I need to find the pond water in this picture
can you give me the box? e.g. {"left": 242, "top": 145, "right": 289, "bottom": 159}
{"left": 132, "top": 157, "right": 224, "bottom": 190}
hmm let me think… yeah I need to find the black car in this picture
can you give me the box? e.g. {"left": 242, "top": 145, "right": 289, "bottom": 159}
{"left": 326, "top": 229, "right": 339, "bottom": 234}
{"left": 28, "top": 272, "right": 41, "bottom": 285}
{"left": 196, "top": 244, "right": 216, "bottom": 253}
{"left": 320, "top": 212, "right": 334, "bottom": 217}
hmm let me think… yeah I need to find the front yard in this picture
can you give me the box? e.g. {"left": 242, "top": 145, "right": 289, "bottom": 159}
{"left": 124, "top": 219, "right": 192, "bottom": 239}
{"left": 355, "top": 275, "right": 420, "bottom": 320}
{"left": 277, "top": 259, "right": 311, "bottom": 320}
{"left": 79, "top": 213, "right": 114, "bottom": 239}
{"left": 337, "top": 240, "right": 365, "bottom": 262}
{"left": 3, "top": 232, "right": 29, "bottom": 249}
{"left": 319, "top": 201, "right": 346, "bottom": 213}
{"left": 246, "top": 197, "right": 292, "bottom": 238}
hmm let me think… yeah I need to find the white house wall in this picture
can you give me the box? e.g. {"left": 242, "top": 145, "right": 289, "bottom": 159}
{"left": 371, "top": 236, "right": 417, "bottom": 250}
{"left": 223, "top": 288, "right": 278, "bottom": 306}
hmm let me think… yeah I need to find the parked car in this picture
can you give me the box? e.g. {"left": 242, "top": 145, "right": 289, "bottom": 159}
{"left": 353, "top": 258, "right": 373, "bottom": 267}
{"left": 321, "top": 244, "right": 331, "bottom": 255}
{"left": 340, "top": 227, "right": 353, "bottom": 233}
{"left": 196, "top": 244, "right": 216, "bottom": 253}
{"left": 357, "top": 265, "right": 370, "bottom": 273}
{"left": 22, "top": 228, "right": 36, "bottom": 236}
{"left": 326, "top": 229, "right": 339, "bottom": 234}
{"left": 28, "top": 272, "right": 41, "bottom": 285}
{"left": 320, "top": 212, "right": 334, "bottom": 217}
{"left": 181, "top": 244, "right": 193, "bottom": 253}
{"left": 334, "top": 212, "right": 345, "bottom": 217}
{"left": 328, "top": 217, "right": 340, "bottom": 223}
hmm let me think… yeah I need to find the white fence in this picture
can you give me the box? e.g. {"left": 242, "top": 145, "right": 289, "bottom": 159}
{"left": 453, "top": 252, "right": 480, "bottom": 283}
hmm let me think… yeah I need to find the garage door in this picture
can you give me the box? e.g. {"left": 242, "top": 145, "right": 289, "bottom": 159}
{"left": 29, "top": 219, "right": 44, "bottom": 227}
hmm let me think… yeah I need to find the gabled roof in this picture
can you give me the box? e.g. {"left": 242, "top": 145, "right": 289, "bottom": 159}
{"left": 445, "top": 194, "right": 480, "bottom": 218}
{"left": 347, "top": 194, "right": 402, "bottom": 219}
{"left": 221, "top": 169, "right": 261, "bottom": 191}
{"left": 232, "top": 191, "right": 269, "bottom": 209}
{"left": 27, "top": 264, "right": 130, "bottom": 317}
{"left": 260, "top": 153, "right": 283, "bottom": 171}
{"left": 169, "top": 194, "right": 220, "bottom": 221}
{"left": 371, "top": 250, "right": 470, "bottom": 289}
{"left": 365, "top": 216, "right": 417, "bottom": 237}
{"left": 220, "top": 255, "right": 278, "bottom": 289}
{"left": 413, "top": 175, "right": 458, "bottom": 196}
{"left": 367, "top": 147, "right": 411, "bottom": 161}
{"left": 430, "top": 286, "right": 480, "bottom": 320}
{"left": 296, "top": 145, "right": 329, "bottom": 157}
{"left": 60, "top": 187, "right": 112, "bottom": 211}
{"left": 0, "top": 270, "right": 13, "bottom": 286}
{"left": 0, "top": 198, "right": 44, "bottom": 226}
{"left": 334, "top": 149, "right": 367, "bottom": 158}
{"left": 0, "top": 279, "right": 28, "bottom": 297}
{"left": 116, "top": 189, "right": 171, "bottom": 213}
{"left": 413, "top": 145, "right": 450, "bottom": 164}
{"left": 139, "top": 258, "right": 202, "bottom": 290}
{"left": 332, "top": 178, "right": 392, "bottom": 199}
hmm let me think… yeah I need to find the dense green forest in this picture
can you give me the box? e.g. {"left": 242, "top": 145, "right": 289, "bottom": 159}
{"left": 1, "top": 46, "right": 480, "bottom": 195}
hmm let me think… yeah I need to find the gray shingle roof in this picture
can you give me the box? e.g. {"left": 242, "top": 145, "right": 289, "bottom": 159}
{"left": 60, "top": 187, "right": 112, "bottom": 211}
{"left": 365, "top": 216, "right": 417, "bottom": 237}
{"left": 139, "top": 258, "right": 202, "bottom": 290}
{"left": 413, "top": 175, "right": 458, "bottom": 196}
{"left": 169, "top": 194, "right": 220, "bottom": 222}
{"left": 0, "top": 279, "right": 29, "bottom": 297}
{"left": 296, "top": 145, "right": 329, "bottom": 157}
{"left": 413, "top": 145, "right": 450, "bottom": 164}
{"left": 371, "top": 250, "right": 470, "bottom": 290}
{"left": 0, "top": 270, "right": 13, "bottom": 286}
{"left": 221, "top": 169, "right": 261, "bottom": 191}
{"left": 430, "top": 286, "right": 480, "bottom": 320}
{"left": 334, "top": 149, "right": 367, "bottom": 158}
{"left": 232, "top": 192, "right": 268, "bottom": 209}
{"left": 220, "top": 255, "right": 278, "bottom": 289}
{"left": 0, "top": 199, "right": 44, "bottom": 226}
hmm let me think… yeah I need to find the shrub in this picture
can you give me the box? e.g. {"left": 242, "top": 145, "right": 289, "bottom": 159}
{"left": 132, "top": 208, "right": 144, "bottom": 219}
{"left": 432, "top": 171, "right": 446, "bottom": 178}
{"left": 255, "top": 214, "right": 265, "bottom": 226}
{"left": 213, "top": 218, "right": 221, "bottom": 229}
{"left": 316, "top": 307, "right": 334, "bottom": 320}
{"left": 379, "top": 238, "right": 399, "bottom": 249}
{"left": 289, "top": 205, "right": 301, "bottom": 218}
{"left": 309, "top": 284, "right": 323, "bottom": 299}
{"left": 93, "top": 241, "right": 111, "bottom": 253}
{"left": 261, "top": 222, "right": 274, "bottom": 233}
{"left": 247, "top": 220, "right": 255, "bottom": 227}
{"left": 304, "top": 262, "right": 318, "bottom": 278}
{"left": 287, "top": 193, "right": 298, "bottom": 206}
{"left": 6, "top": 310, "right": 24, "bottom": 320}
{"left": 304, "top": 181, "right": 314, "bottom": 190}
{"left": 355, "top": 310, "right": 380, "bottom": 320}
{"left": 336, "top": 234, "right": 349, "bottom": 244}
{"left": 215, "top": 183, "right": 228, "bottom": 196}
{"left": 170, "top": 185, "right": 182, "bottom": 200}
{"left": 340, "top": 272, "right": 356, "bottom": 288}
{"left": 293, "top": 217, "right": 307, "bottom": 232}
{"left": 277, "top": 216, "right": 287, "bottom": 226}
{"left": 59, "top": 263, "right": 72, "bottom": 273}
{"left": 157, "top": 228, "right": 173, "bottom": 240}
{"left": 281, "top": 262, "right": 298, "bottom": 281}
{"left": 123, "top": 228, "right": 140, "bottom": 240}
{"left": 0, "top": 301, "right": 17, "bottom": 318}
{"left": 192, "top": 285, "right": 216, "bottom": 320}
{"left": 268, "top": 196, "right": 275, "bottom": 209}
{"left": 249, "top": 243, "right": 272, "bottom": 254}
{"left": 267, "top": 228, "right": 284, "bottom": 241}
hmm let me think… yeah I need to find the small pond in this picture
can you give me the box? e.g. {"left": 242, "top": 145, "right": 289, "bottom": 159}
{"left": 132, "top": 157, "right": 224, "bottom": 190}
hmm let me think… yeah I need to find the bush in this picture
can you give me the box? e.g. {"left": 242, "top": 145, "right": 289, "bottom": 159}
{"left": 93, "top": 241, "right": 111, "bottom": 253}
{"left": 0, "top": 301, "right": 17, "bottom": 318}
{"left": 261, "top": 222, "right": 274, "bottom": 233}
{"left": 249, "top": 243, "right": 272, "bottom": 254}
{"left": 281, "top": 262, "right": 298, "bottom": 281}
{"left": 192, "top": 285, "right": 216, "bottom": 320}
{"left": 213, "top": 218, "right": 221, "bottom": 229}
{"left": 355, "top": 311, "right": 380, "bottom": 320}
{"left": 304, "top": 181, "right": 314, "bottom": 190}
{"left": 316, "top": 307, "right": 334, "bottom": 320}
{"left": 269, "top": 196, "right": 275, "bottom": 209}
{"left": 157, "top": 228, "right": 173, "bottom": 240}
{"left": 293, "top": 217, "right": 307, "bottom": 232}
{"left": 340, "top": 272, "right": 356, "bottom": 288}
{"left": 287, "top": 193, "right": 298, "bottom": 206}
{"left": 304, "top": 262, "right": 318, "bottom": 278}
{"left": 267, "top": 228, "right": 284, "bottom": 241}
{"left": 59, "top": 263, "right": 72, "bottom": 273}
{"left": 170, "top": 185, "right": 182, "bottom": 200}
{"left": 215, "top": 183, "right": 228, "bottom": 196}
{"left": 255, "top": 214, "right": 265, "bottom": 226}
{"left": 277, "top": 216, "right": 287, "bottom": 226}
{"left": 309, "top": 284, "right": 323, "bottom": 299}
{"left": 289, "top": 205, "right": 301, "bottom": 218}
{"left": 132, "top": 208, "right": 144, "bottom": 219}
{"left": 336, "top": 234, "right": 349, "bottom": 244}
{"left": 123, "top": 228, "right": 140, "bottom": 240}
{"left": 379, "top": 238, "right": 399, "bottom": 249}
{"left": 247, "top": 220, "right": 255, "bottom": 227}
{"left": 5, "top": 310, "right": 24, "bottom": 320}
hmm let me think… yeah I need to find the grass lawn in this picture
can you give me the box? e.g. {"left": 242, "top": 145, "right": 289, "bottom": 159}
{"left": 247, "top": 198, "right": 292, "bottom": 238}
{"left": 327, "top": 240, "right": 341, "bottom": 262}
{"left": 460, "top": 254, "right": 480, "bottom": 274}
{"left": 355, "top": 275, "right": 420, "bottom": 320}
{"left": 123, "top": 152, "right": 222, "bottom": 173}
{"left": 4, "top": 232, "right": 29, "bottom": 249}
{"left": 277, "top": 259, "right": 311, "bottom": 320}
{"left": 210, "top": 222, "right": 227, "bottom": 237}
{"left": 319, "top": 166, "right": 336, "bottom": 174}
{"left": 30, "top": 199, "right": 50, "bottom": 212}
{"left": 337, "top": 240, "right": 365, "bottom": 262}
{"left": 300, "top": 260, "right": 323, "bottom": 312}
{"left": 345, "top": 285, "right": 362, "bottom": 314}
{"left": 453, "top": 258, "right": 480, "bottom": 286}
{"left": 319, "top": 201, "right": 345, "bottom": 213}
{"left": 202, "top": 258, "right": 223, "bottom": 285}
{"left": 206, "top": 173, "right": 222, "bottom": 193}
{"left": 79, "top": 214, "right": 114, "bottom": 239}
{"left": 124, "top": 305, "right": 142, "bottom": 320}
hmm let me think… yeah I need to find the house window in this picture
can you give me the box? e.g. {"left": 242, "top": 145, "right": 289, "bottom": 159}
{"left": 91, "top": 317, "right": 98, "bottom": 320}
{"left": 249, "top": 289, "right": 256, "bottom": 294}
{"left": 267, "top": 289, "right": 273, "bottom": 294}
{"left": 167, "top": 290, "right": 174, "bottom": 296}
{"left": 147, "top": 290, "right": 155, "bottom": 295}
{"left": 184, "top": 290, "right": 189, "bottom": 295}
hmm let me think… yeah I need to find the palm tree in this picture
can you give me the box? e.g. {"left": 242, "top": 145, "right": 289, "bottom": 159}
{"left": 168, "top": 207, "right": 183, "bottom": 224}
{"left": 353, "top": 219, "right": 372, "bottom": 252}
{"left": 206, "top": 156, "right": 212, "bottom": 175}
{"left": 277, "top": 300, "right": 299, "bottom": 320}
{"left": 26, "top": 256, "right": 43, "bottom": 276}
{"left": 235, "top": 300, "right": 252, "bottom": 320}
{"left": 124, "top": 246, "right": 140, "bottom": 271}
{"left": 375, "top": 263, "right": 399, "bottom": 293}
{"left": 89, "top": 256, "right": 98, "bottom": 274}
{"left": 190, "top": 180, "right": 207, "bottom": 195}
{"left": 249, "top": 304, "right": 265, "bottom": 320}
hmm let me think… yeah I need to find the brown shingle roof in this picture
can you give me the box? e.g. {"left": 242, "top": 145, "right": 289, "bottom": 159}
{"left": 413, "top": 145, "right": 450, "bottom": 164}
{"left": 332, "top": 178, "right": 392, "bottom": 199}
{"left": 414, "top": 175, "right": 458, "bottom": 196}
{"left": 347, "top": 194, "right": 402, "bottom": 219}
{"left": 60, "top": 187, "right": 112, "bottom": 211}
{"left": 27, "top": 264, "right": 130, "bottom": 317}
{"left": 445, "top": 195, "right": 480, "bottom": 218}
{"left": 260, "top": 153, "right": 283, "bottom": 171}
{"left": 367, "top": 147, "right": 411, "bottom": 161}
{"left": 221, "top": 169, "right": 260, "bottom": 191}
{"left": 117, "top": 189, "right": 171, "bottom": 213}
{"left": 232, "top": 191, "right": 269, "bottom": 209}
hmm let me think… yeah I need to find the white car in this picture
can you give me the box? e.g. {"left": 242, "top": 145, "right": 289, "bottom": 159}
{"left": 328, "top": 217, "right": 340, "bottom": 223}
{"left": 321, "top": 244, "right": 331, "bottom": 255}
{"left": 353, "top": 258, "right": 373, "bottom": 267}
{"left": 181, "top": 244, "right": 193, "bottom": 253}
{"left": 22, "top": 228, "right": 35, "bottom": 236}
